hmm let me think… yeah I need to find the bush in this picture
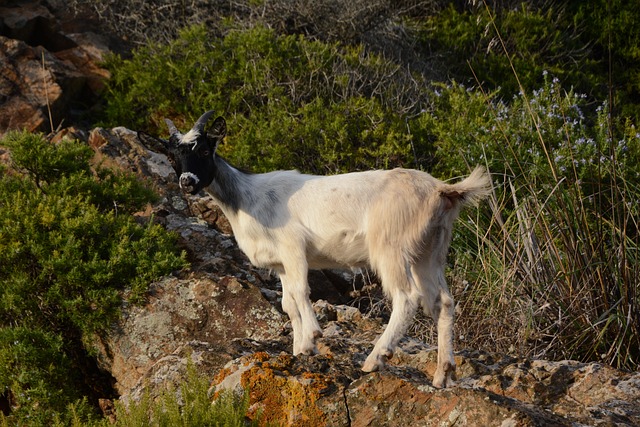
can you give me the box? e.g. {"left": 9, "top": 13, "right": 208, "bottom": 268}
{"left": 100, "top": 363, "right": 259, "bottom": 427}
{"left": 0, "top": 327, "right": 97, "bottom": 425}
{"left": 101, "top": 24, "right": 427, "bottom": 174}
{"left": 0, "top": 132, "right": 188, "bottom": 424}
{"left": 416, "top": 1, "right": 640, "bottom": 121}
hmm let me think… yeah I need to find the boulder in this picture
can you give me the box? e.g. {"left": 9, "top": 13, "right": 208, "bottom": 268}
{"left": 214, "top": 324, "right": 640, "bottom": 426}
{"left": 0, "top": 1, "right": 112, "bottom": 136}
{"left": 0, "top": 36, "right": 82, "bottom": 133}
{"left": 93, "top": 273, "right": 286, "bottom": 402}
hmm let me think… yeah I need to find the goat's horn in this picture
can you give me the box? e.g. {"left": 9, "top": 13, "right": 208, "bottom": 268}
{"left": 164, "top": 118, "right": 180, "bottom": 137}
{"left": 193, "top": 110, "right": 216, "bottom": 132}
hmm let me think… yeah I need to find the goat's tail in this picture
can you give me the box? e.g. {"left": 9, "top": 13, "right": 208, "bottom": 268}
{"left": 439, "top": 166, "right": 492, "bottom": 210}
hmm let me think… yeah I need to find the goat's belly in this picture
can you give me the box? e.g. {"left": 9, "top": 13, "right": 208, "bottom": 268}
{"left": 235, "top": 228, "right": 369, "bottom": 271}
{"left": 307, "top": 230, "right": 369, "bottom": 269}
{"left": 306, "top": 254, "right": 368, "bottom": 270}
{"left": 235, "top": 237, "right": 282, "bottom": 270}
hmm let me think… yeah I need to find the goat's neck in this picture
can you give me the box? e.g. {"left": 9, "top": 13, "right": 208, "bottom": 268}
{"left": 205, "top": 155, "right": 253, "bottom": 213}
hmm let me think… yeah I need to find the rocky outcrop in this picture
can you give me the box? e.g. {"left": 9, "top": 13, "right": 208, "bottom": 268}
{"left": 0, "top": 1, "right": 113, "bottom": 136}
{"left": 209, "top": 313, "right": 640, "bottom": 426}
{"left": 73, "top": 126, "right": 640, "bottom": 426}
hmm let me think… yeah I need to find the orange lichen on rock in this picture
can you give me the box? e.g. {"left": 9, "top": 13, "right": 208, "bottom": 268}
{"left": 212, "top": 366, "right": 233, "bottom": 385}
{"left": 240, "top": 353, "right": 330, "bottom": 426}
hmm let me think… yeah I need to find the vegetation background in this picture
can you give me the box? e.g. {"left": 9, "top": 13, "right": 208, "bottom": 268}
{"left": 1, "top": 0, "right": 639, "bottom": 424}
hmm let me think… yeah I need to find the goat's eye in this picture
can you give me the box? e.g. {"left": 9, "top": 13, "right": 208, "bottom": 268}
{"left": 202, "top": 150, "right": 210, "bottom": 157}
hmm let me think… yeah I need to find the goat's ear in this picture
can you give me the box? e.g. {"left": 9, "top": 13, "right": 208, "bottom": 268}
{"left": 206, "top": 116, "right": 227, "bottom": 150}
{"left": 138, "top": 131, "right": 170, "bottom": 155}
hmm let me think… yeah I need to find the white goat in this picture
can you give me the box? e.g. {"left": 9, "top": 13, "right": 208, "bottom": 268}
{"left": 138, "top": 110, "right": 491, "bottom": 388}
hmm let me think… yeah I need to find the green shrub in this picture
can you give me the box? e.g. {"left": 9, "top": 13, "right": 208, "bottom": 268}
{"left": 573, "top": 0, "right": 640, "bottom": 120}
{"left": 416, "top": 1, "right": 640, "bottom": 121}
{"left": 101, "top": 24, "right": 426, "bottom": 173}
{"left": 0, "top": 327, "right": 97, "bottom": 425}
{"left": 93, "top": 362, "right": 258, "bottom": 427}
{"left": 0, "top": 132, "right": 188, "bottom": 424}
{"left": 421, "top": 74, "right": 616, "bottom": 181}
{"left": 417, "top": 3, "right": 592, "bottom": 97}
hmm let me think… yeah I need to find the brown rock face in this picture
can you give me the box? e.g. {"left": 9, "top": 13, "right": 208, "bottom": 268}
{"left": 93, "top": 274, "right": 285, "bottom": 401}
{"left": 0, "top": 37, "right": 70, "bottom": 132}
{"left": 214, "top": 341, "right": 640, "bottom": 426}
{"left": 0, "top": 1, "right": 111, "bottom": 136}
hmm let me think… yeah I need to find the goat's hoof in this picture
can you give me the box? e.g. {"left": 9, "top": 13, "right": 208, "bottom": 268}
{"left": 432, "top": 362, "right": 457, "bottom": 388}
{"left": 432, "top": 374, "right": 456, "bottom": 389}
{"left": 294, "top": 344, "right": 318, "bottom": 356}
{"left": 361, "top": 350, "right": 392, "bottom": 373}
{"left": 302, "top": 347, "right": 318, "bottom": 356}
{"left": 432, "top": 375, "right": 445, "bottom": 389}
{"left": 361, "top": 359, "right": 381, "bottom": 373}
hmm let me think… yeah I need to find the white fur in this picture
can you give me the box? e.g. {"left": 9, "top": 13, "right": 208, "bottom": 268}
{"left": 181, "top": 172, "right": 200, "bottom": 183}
{"left": 206, "top": 164, "right": 491, "bottom": 388}
{"left": 180, "top": 128, "right": 200, "bottom": 147}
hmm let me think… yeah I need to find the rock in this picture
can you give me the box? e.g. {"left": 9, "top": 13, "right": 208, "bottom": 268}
{"left": 93, "top": 274, "right": 286, "bottom": 401}
{"left": 0, "top": 1, "right": 113, "bottom": 136}
{"left": 0, "top": 1, "right": 73, "bottom": 52}
{"left": 0, "top": 36, "right": 81, "bottom": 133}
{"left": 214, "top": 325, "right": 640, "bottom": 426}
{"left": 346, "top": 371, "right": 568, "bottom": 427}
{"left": 189, "top": 195, "right": 234, "bottom": 234}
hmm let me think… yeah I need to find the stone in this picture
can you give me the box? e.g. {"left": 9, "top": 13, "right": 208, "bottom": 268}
{"left": 93, "top": 274, "right": 285, "bottom": 401}
{"left": 0, "top": 1, "right": 112, "bottom": 136}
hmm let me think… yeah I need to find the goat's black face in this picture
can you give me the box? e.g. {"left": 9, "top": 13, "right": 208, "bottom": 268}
{"left": 171, "top": 139, "right": 216, "bottom": 194}
{"left": 138, "top": 111, "right": 226, "bottom": 195}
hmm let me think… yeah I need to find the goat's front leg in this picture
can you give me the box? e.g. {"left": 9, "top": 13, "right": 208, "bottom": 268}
{"left": 279, "top": 265, "right": 322, "bottom": 355}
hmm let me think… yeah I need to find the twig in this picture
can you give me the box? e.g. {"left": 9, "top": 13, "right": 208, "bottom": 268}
{"left": 41, "top": 51, "right": 55, "bottom": 134}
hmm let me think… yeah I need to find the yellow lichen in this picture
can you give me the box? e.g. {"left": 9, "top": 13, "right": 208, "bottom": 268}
{"left": 239, "top": 352, "right": 331, "bottom": 426}
{"left": 213, "top": 366, "right": 233, "bottom": 385}
{"left": 253, "top": 351, "right": 271, "bottom": 362}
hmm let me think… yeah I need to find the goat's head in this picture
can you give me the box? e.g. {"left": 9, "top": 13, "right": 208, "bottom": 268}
{"left": 138, "top": 111, "right": 227, "bottom": 195}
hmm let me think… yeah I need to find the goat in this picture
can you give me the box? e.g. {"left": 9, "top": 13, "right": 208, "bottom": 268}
{"left": 138, "top": 110, "right": 491, "bottom": 388}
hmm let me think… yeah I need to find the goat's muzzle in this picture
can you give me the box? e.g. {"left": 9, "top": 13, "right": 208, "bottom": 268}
{"left": 179, "top": 173, "right": 199, "bottom": 194}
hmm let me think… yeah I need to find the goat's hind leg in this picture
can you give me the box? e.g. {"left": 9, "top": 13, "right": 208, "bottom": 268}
{"left": 413, "top": 260, "right": 456, "bottom": 388}
{"left": 362, "top": 260, "right": 418, "bottom": 372}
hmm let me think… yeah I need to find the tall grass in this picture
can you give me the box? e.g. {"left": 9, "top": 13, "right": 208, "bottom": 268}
{"left": 456, "top": 156, "right": 639, "bottom": 369}
{"left": 97, "top": 366, "right": 257, "bottom": 427}
{"left": 439, "top": 3, "right": 640, "bottom": 369}
{"left": 32, "top": 362, "right": 258, "bottom": 427}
